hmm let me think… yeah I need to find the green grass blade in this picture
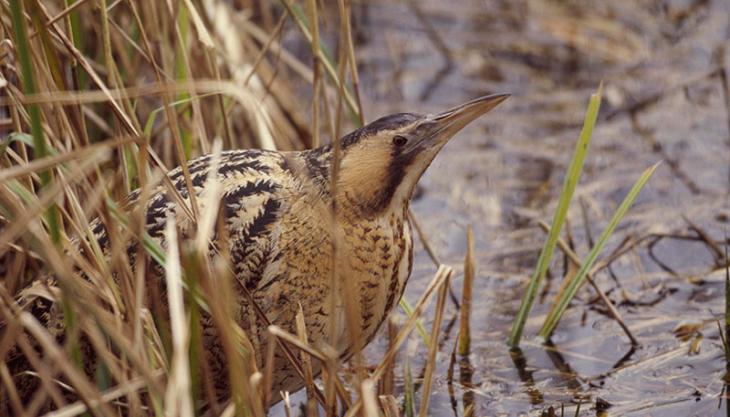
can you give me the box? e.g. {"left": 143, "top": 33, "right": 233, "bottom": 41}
{"left": 143, "top": 93, "right": 219, "bottom": 138}
{"left": 1, "top": 133, "right": 34, "bottom": 157}
{"left": 65, "top": 0, "right": 87, "bottom": 89}
{"left": 174, "top": 3, "right": 193, "bottom": 159}
{"left": 28, "top": 0, "right": 66, "bottom": 90}
{"left": 538, "top": 162, "right": 661, "bottom": 339}
{"left": 399, "top": 297, "right": 430, "bottom": 345}
{"left": 104, "top": 197, "right": 166, "bottom": 267}
{"left": 404, "top": 357, "right": 415, "bottom": 417}
{"left": 9, "top": 0, "right": 62, "bottom": 244}
{"left": 507, "top": 85, "right": 603, "bottom": 347}
{"left": 3, "top": 132, "right": 59, "bottom": 156}
{"left": 5, "top": 179, "right": 38, "bottom": 206}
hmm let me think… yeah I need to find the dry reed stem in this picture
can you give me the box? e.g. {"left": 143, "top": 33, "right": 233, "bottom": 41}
{"left": 0, "top": 362, "right": 23, "bottom": 415}
{"left": 379, "top": 319, "right": 397, "bottom": 396}
{"left": 277, "top": 0, "right": 357, "bottom": 113}
{"left": 0, "top": 136, "right": 135, "bottom": 183}
{"left": 408, "top": 209, "right": 440, "bottom": 267}
{"left": 267, "top": 325, "right": 327, "bottom": 362}
{"left": 235, "top": 283, "right": 328, "bottom": 407}
{"left": 326, "top": 0, "right": 351, "bottom": 412}
{"left": 282, "top": 391, "right": 292, "bottom": 417}
{"left": 0, "top": 2, "right": 426, "bottom": 414}
{"left": 417, "top": 270, "right": 450, "bottom": 417}
{"left": 45, "top": 372, "right": 163, "bottom": 417}
{"left": 296, "top": 305, "right": 319, "bottom": 417}
{"left": 193, "top": 139, "right": 223, "bottom": 253}
{"left": 0, "top": 148, "right": 110, "bottom": 250}
{"left": 361, "top": 378, "right": 379, "bottom": 417}
{"left": 267, "top": 325, "right": 353, "bottom": 409}
{"left": 379, "top": 395, "right": 400, "bottom": 417}
{"left": 261, "top": 326, "right": 277, "bottom": 408}
{"left": 260, "top": 265, "right": 453, "bottom": 416}
{"left": 175, "top": 0, "right": 213, "bottom": 156}
{"left": 338, "top": 0, "right": 365, "bottom": 125}
{"left": 306, "top": 0, "right": 322, "bottom": 148}
{"left": 344, "top": 265, "right": 453, "bottom": 417}
{"left": 242, "top": 14, "right": 287, "bottom": 88}
{"left": 0, "top": 295, "right": 112, "bottom": 416}
{"left": 37, "top": 5, "right": 138, "bottom": 135}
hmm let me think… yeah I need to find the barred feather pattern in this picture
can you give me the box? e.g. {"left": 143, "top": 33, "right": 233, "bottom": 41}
{"left": 6, "top": 147, "right": 414, "bottom": 408}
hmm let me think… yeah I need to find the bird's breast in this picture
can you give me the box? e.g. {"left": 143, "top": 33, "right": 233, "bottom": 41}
{"left": 333, "top": 207, "right": 413, "bottom": 349}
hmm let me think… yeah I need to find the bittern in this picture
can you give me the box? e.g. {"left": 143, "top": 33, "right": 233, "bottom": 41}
{"left": 5, "top": 93, "right": 508, "bottom": 410}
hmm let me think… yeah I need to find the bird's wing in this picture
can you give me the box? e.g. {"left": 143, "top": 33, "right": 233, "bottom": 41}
{"left": 2, "top": 149, "right": 306, "bottom": 390}
{"left": 102, "top": 149, "right": 295, "bottom": 289}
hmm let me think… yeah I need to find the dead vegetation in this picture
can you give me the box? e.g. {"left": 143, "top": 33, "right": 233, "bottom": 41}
{"left": 0, "top": 1, "right": 437, "bottom": 415}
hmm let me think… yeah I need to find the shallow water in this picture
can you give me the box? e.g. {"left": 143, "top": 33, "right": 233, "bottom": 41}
{"left": 349, "top": 0, "right": 730, "bottom": 415}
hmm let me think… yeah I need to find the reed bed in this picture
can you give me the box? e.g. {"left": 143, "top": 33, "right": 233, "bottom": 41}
{"left": 0, "top": 1, "right": 462, "bottom": 416}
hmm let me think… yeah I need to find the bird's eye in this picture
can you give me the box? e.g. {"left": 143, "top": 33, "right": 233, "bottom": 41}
{"left": 392, "top": 135, "right": 408, "bottom": 147}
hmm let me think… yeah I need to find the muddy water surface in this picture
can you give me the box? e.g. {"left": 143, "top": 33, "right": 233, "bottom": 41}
{"left": 352, "top": 1, "right": 730, "bottom": 416}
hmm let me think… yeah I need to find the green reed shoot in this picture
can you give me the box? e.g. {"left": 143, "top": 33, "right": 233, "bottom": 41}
{"left": 507, "top": 85, "right": 603, "bottom": 347}
{"left": 539, "top": 162, "right": 660, "bottom": 339}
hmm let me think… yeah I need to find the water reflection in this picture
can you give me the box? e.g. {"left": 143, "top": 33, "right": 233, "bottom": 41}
{"left": 447, "top": 353, "right": 476, "bottom": 417}
{"left": 509, "top": 347, "right": 544, "bottom": 405}
{"left": 542, "top": 341, "right": 583, "bottom": 393}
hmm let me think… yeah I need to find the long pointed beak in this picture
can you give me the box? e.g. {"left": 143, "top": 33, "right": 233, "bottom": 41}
{"left": 433, "top": 93, "right": 510, "bottom": 126}
{"left": 412, "top": 93, "right": 509, "bottom": 152}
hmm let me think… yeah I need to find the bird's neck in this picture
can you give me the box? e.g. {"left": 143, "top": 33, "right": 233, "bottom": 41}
{"left": 301, "top": 147, "right": 414, "bottom": 220}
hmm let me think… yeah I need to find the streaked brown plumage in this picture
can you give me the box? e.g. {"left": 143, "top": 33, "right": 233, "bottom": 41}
{"left": 3, "top": 94, "right": 507, "bottom": 411}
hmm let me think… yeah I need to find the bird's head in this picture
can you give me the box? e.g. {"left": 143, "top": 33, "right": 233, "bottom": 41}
{"left": 332, "top": 93, "right": 509, "bottom": 216}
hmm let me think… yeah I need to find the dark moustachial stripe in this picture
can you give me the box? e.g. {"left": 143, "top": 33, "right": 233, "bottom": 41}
{"left": 364, "top": 149, "right": 418, "bottom": 214}
{"left": 301, "top": 112, "right": 422, "bottom": 197}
